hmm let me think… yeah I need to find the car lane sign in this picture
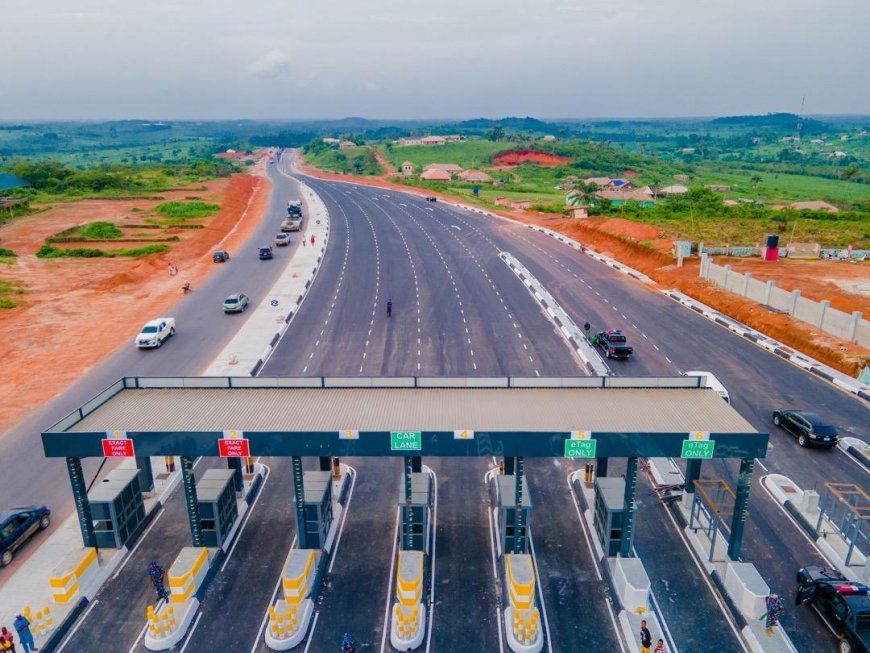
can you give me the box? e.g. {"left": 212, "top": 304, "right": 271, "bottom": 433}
{"left": 102, "top": 430, "right": 134, "bottom": 457}
{"left": 391, "top": 431, "right": 422, "bottom": 451}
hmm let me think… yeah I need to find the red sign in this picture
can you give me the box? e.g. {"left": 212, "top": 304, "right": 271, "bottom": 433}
{"left": 101, "top": 438, "right": 135, "bottom": 457}
{"left": 218, "top": 438, "right": 250, "bottom": 458}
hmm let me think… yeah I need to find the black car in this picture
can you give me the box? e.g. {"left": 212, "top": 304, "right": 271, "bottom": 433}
{"left": 773, "top": 409, "right": 839, "bottom": 447}
{"left": 425, "top": 196, "right": 437, "bottom": 202}
{"left": 797, "top": 566, "right": 869, "bottom": 653}
{"left": 1, "top": 506, "right": 51, "bottom": 566}
{"left": 258, "top": 246, "right": 273, "bottom": 260}
{"left": 212, "top": 250, "right": 230, "bottom": 263}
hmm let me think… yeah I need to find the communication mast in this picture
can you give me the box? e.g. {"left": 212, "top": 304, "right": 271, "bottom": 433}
{"left": 794, "top": 95, "right": 806, "bottom": 144}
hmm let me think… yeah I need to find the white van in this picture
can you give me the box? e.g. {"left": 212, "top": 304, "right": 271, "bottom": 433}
{"left": 682, "top": 370, "right": 731, "bottom": 404}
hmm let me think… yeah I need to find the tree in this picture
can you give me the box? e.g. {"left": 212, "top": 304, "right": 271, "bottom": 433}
{"left": 487, "top": 125, "right": 505, "bottom": 142}
{"left": 841, "top": 166, "right": 860, "bottom": 182}
{"left": 750, "top": 175, "right": 762, "bottom": 188}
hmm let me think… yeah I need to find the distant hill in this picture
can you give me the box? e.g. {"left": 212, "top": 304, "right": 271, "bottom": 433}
{"left": 456, "top": 116, "right": 559, "bottom": 133}
{"left": 710, "top": 112, "right": 829, "bottom": 133}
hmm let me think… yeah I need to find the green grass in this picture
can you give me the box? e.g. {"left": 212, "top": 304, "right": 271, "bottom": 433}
{"left": 50, "top": 221, "right": 124, "bottom": 242}
{"left": 153, "top": 200, "right": 220, "bottom": 219}
{"left": 0, "top": 278, "right": 24, "bottom": 308}
{"left": 36, "top": 243, "right": 169, "bottom": 258}
{"left": 304, "top": 147, "right": 382, "bottom": 175}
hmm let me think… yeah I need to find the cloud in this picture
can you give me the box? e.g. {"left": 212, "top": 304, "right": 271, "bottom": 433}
{"left": 248, "top": 49, "right": 292, "bottom": 78}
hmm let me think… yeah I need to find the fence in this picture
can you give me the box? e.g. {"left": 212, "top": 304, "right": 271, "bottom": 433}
{"left": 700, "top": 254, "right": 868, "bottom": 346}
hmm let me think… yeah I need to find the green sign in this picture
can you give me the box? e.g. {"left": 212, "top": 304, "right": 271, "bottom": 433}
{"left": 564, "top": 438, "right": 597, "bottom": 459}
{"left": 681, "top": 440, "right": 715, "bottom": 459}
{"left": 391, "top": 431, "right": 422, "bottom": 451}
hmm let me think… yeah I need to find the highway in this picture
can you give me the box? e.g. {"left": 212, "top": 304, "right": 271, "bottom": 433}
{"left": 4, "top": 152, "right": 867, "bottom": 652}
{"left": 0, "top": 160, "right": 301, "bottom": 564}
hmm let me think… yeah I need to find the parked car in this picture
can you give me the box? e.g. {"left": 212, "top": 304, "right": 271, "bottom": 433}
{"left": 772, "top": 409, "right": 839, "bottom": 447}
{"left": 275, "top": 233, "right": 291, "bottom": 246}
{"left": 1, "top": 506, "right": 51, "bottom": 566}
{"left": 212, "top": 250, "right": 230, "bottom": 263}
{"left": 258, "top": 246, "right": 273, "bottom": 260}
{"left": 223, "top": 293, "right": 249, "bottom": 313}
{"left": 425, "top": 196, "right": 437, "bottom": 202}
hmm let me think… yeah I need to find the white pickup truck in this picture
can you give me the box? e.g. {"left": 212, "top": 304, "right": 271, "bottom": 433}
{"left": 135, "top": 317, "right": 175, "bottom": 348}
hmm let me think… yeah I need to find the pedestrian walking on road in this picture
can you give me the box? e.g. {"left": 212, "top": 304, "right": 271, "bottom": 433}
{"left": 301, "top": 237, "right": 306, "bottom": 247}
{"left": 764, "top": 593, "right": 784, "bottom": 637}
{"left": 14, "top": 614, "right": 36, "bottom": 652}
{"left": 147, "top": 561, "right": 169, "bottom": 603}
{"left": 639, "top": 619, "right": 652, "bottom": 653}
{"left": 310, "top": 234, "right": 315, "bottom": 246}
{"left": 654, "top": 639, "right": 666, "bottom": 653}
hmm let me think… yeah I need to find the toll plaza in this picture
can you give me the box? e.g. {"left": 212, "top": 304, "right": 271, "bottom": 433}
{"left": 41, "top": 375, "right": 768, "bottom": 651}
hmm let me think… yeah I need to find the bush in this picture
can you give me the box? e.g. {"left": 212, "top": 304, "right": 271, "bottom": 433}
{"left": 0, "top": 248, "right": 16, "bottom": 257}
{"left": 113, "top": 244, "right": 169, "bottom": 256}
{"left": 36, "top": 244, "right": 107, "bottom": 258}
{"left": 78, "top": 221, "right": 123, "bottom": 239}
{"left": 153, "top": 200, "right": 220, "bottom": 219}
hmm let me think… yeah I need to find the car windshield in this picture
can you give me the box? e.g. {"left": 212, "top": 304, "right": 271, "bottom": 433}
{"left": 225, "top": 297, "right": 238, "bottom": 304}
{"left": 141, "top": 326, "right": 158, "bottom": 333}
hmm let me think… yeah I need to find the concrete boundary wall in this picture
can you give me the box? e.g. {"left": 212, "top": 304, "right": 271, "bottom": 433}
{"left": 699, "top": 254, "right": 868, "bottom": 346}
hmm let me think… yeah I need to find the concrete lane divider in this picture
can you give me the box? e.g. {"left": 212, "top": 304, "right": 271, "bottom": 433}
{"left": 202, "top": 181, "right": 331, "bottom": 377}
{"left": 144, "top": 547, "right": 211, "bottom": 651}
{"left": 48, "top": 547, "right": 98, "bottom": 604}
{"left": 503, "top": 553, "right": 543, "bottom": 653}
{"left": 265, "top": 549, "right": 321, "bottom": 650}
{"left": 499, "top": 251, "right": 611, "bottom": 376}
{"left": 390, "top": 550, "right": 426, "bottom": 651}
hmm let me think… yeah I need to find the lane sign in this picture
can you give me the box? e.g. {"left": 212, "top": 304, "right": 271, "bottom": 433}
{"left": 339, "top": 429, "right": 359, "bottom": 440}
{"left": 218, "top": 437, "right": 250, "bottom": 458}
{"left": 564, "top": 438, "right": 597, "bottom": 459}
{"left": 391, "top": 431, "right": 422, "bottom": 451}
{"left": 454, "top": 429, "right": 475, "bottom": 440}
{"left": 681, "top": 440, "right": 715, "bottom": 459}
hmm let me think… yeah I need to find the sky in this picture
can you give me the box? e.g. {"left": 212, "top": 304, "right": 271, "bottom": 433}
{"left": 1, "top": 0, "right": 868, "bottom": 121}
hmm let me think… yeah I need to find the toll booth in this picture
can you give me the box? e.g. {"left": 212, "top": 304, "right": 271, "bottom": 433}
{"left": 196, "top": 468, "right": 238, "bottom": 548}
{"left": 498, "top": 474, "right": 532, "bottom": 554}
{"left": 399, "top": 472, "right": 432, "bottom": 552}
{"left": 594, "top": 476, "right": 636, "bottom": 556}
{"left": 88, "top": 468, "right": 146, "bottom": 548}
{"left": 302, "top": 471, "right": 333, "bottom": 549}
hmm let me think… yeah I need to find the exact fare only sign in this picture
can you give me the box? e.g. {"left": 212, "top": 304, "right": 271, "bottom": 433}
{"left": 218, "top": 430, "right": 250, "bottom": 458}
{"left": 101, "top": 436, "right": 135, "bottom": 457}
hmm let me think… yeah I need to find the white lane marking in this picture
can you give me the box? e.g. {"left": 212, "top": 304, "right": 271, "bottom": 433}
{"left": 755, "top": 458, "right": 769, "bottom": 472}
{"left": 56, "top": 599, "right": 100, "bottom": 652}
{"left": 527, "top": 530, "right": 553, "bottom": 653}
{"left": 222, "top": 461, "right": 270, "bottom": 572}
{"left": 424, "top": 466, "right": 439, "bottom": 653}
{"left": 486, "top": 475, "right": 506, "bottom": 653}
{"left": 250, "top": 535, "right": 297, "bottom": 653}
{"left": 178, "top": 611, "right": 203, "bottom": 653}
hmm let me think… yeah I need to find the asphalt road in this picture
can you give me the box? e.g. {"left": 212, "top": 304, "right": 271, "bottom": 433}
{"left": 0, "top": 160, "right": 302, "bottom": 568}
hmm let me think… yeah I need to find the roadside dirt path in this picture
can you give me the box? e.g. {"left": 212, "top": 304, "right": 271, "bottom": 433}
{"left": 0, "top": 164, "right": 271, "bottom": 434}
{"left": 296, "top": 157, "right": 868, "bottom": 376}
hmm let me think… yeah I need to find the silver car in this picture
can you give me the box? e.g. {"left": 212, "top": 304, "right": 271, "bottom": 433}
{"left": 223, "top": 293, "right": 249, "bottom": 313}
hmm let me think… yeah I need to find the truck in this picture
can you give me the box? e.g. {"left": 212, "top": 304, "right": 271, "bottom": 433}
{"left": 797, "top": 566, "right": 870, "bottom": 653}
{"left": 135, "top": 318, "right": 175, "bottom": 349}
{"left": 591, "top": 329, "right": 634, "bottom": 359}
{"left": 282, "top": 200, "right": 303, "bottom": 231}
{"left": 287, "top": 200, "right": 303, "bottom": 218}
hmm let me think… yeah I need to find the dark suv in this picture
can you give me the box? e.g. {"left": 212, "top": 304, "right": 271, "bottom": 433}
{"left": 797, "top": 566, "right": 869, "bottom": 652}
{"left": 258, "top": 246, "right": 273, "bottom": 260}
{"left": 773, "top": 409, "right": 839, "bottom": 447}
{"left": 1, "top": 506, "right": 51, "bottom": 566}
